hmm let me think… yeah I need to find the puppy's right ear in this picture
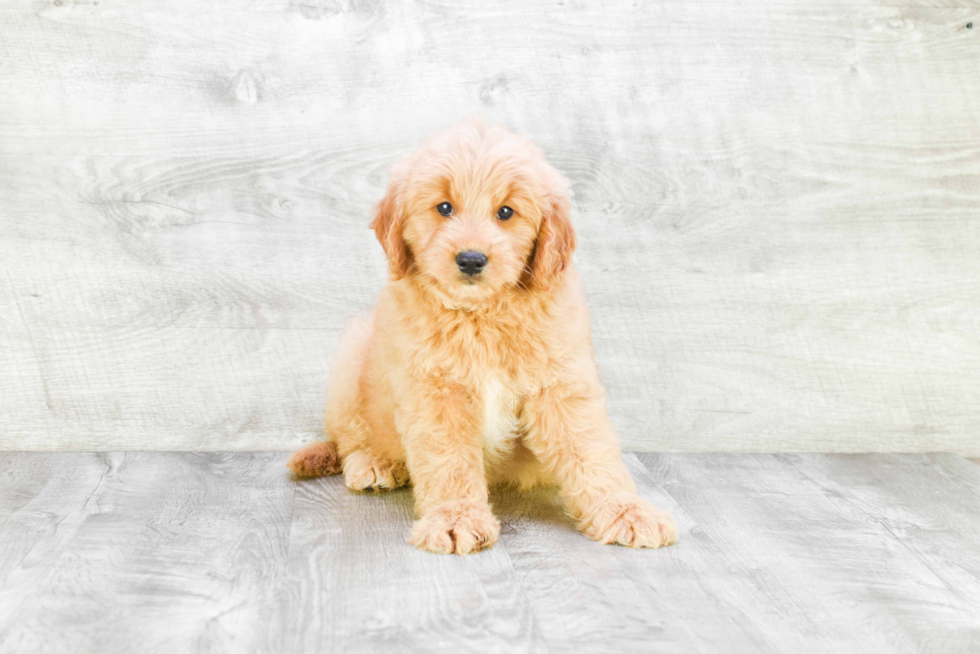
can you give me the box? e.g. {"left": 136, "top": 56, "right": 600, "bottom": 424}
{"left": 369, "top": 187, "right": 411, "bottom": 280}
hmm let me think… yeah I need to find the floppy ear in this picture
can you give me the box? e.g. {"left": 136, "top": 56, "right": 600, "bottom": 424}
{"left": 369, "top": 187, "right": 411, "bottom": 280}
{"left": 529, "top": 190, "right": 576, "bottom": 291}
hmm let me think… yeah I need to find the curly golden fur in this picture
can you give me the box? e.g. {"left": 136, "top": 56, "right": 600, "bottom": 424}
{"left": 288, "top": 120, "right": 677, "bottom": 554}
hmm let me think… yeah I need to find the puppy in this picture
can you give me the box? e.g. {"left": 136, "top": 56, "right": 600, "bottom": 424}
{"left": 288, "top": 120, "right": 677, "bottom": 554}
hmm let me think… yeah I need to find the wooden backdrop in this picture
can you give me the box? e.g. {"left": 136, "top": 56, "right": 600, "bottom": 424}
{"left": 1, "top": 0, "right": 978, "bottom": 453}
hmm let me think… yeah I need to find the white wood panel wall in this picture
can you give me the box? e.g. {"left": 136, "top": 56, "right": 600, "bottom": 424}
{"left": 1, "top": 0, "right": 978, "bottom": 453}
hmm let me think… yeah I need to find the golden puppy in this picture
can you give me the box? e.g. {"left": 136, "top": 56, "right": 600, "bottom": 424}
{"left": 288, "top": 120, "right": 677, "bottom": 555}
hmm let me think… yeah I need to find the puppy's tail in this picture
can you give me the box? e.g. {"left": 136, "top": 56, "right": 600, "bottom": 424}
{"left": 286, "top": 440, "right": 341, "bottom": 478}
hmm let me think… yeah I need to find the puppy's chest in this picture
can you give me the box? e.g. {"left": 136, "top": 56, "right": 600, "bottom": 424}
{"left": 478, "top": 377, "right": 521, "bottom": 458}
{"left": 438, "top": 314, "right": 548, "bottom": 375}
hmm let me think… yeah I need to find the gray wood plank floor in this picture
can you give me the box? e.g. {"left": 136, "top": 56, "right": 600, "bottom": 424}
{"left": 1, "top": 453, "right": 978, "bottom": 653}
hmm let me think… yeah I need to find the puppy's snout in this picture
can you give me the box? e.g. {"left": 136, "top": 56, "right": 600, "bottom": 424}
{"left": 456, "top": 250, "right": 487, "bottom": 276}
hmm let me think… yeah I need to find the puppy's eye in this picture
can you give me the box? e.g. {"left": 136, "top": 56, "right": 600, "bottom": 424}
{"left": 497, "top": 206, "right": 514, "bottom": 221}
{"left": 436, "top": 202, "right": 453, "bottom": 216}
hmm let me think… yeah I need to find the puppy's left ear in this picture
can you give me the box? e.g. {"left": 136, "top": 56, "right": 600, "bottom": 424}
{"left": 529, "top": 186, "right": 576, "bottom": 291}
{"left": 369, "top": 186, "right": 411, "bottom": 280}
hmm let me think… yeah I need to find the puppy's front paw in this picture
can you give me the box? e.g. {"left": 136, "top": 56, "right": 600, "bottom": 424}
{"left": 409, "top": 499, "right": 500, "bottom": 555}
{"left": 580, "top": 492, "right": 677, "bottom": 549}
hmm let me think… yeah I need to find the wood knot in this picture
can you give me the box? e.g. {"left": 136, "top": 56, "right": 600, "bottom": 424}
{"left": 228, "top": 70, "right": 259, "bottom": 103}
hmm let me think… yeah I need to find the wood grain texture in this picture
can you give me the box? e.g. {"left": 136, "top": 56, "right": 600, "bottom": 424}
{"left": 1, "top": 1, "right": 979, "bottom": 452}
{"left": 273, "top": 476, "right": 546, "bottom": 654}
{"left": 2, "top": 452, "right": 980, "bottom": 652}
{"left": 637, "top": 452, "right": 980, "bottom": 653}
{"left": 0, "top": 452, "right": 293, "bottom": 653}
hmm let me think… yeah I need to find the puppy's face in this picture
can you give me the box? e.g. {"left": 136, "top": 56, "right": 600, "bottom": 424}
{"left": 371, "top": 122, "right": 575, "bottom": 304}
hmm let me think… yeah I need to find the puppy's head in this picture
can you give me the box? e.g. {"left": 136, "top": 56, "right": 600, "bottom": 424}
{"left": 370, "top": 120, "right": 575, "bottom": 303}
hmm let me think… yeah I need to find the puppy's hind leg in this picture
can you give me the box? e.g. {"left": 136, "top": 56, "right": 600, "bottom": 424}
{"left": 288, "top": 313, "right": 374, "bottom": 479}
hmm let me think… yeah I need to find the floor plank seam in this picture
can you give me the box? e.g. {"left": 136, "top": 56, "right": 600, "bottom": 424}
{"left": 774, "top": 453, "right": 969, "bottom": 598}
{"left": 495, "top": 513, "right": 555, "bottom": 654}
{"left": 269, "top": 458, "right": 302, "bottom": 649}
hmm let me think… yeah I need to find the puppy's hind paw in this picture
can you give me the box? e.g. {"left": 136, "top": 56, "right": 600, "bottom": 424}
{"left": 286, "top": 441, "right": 341, "bottom": 478}
{"left": 580, "top": 492, "right": 677, "bottom": 549}
{"left": 343, "top": 450, "right": 409, "bottom": 491}
{"left": 409, "top": 499, "right": 501, "bottom": 555}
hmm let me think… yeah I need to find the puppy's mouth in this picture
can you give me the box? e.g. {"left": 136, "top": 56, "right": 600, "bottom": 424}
{"left": 452, "top": 270, "right": 493, "bottom": 293}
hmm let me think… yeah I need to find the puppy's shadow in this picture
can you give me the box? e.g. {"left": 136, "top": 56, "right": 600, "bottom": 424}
{"left": 289, "top": 469, "right": 578, "bottom": 536}
{"left": 350, "top": 482, "right": 577, "bottom": 533}
{"left": 490, "top": 485, "right": 578, "bottom": 534}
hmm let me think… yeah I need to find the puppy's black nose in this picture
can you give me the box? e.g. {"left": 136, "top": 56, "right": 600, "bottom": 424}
{"left": 456, "top": 250, "right": 488, "bottom": 276}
